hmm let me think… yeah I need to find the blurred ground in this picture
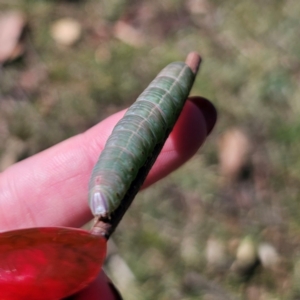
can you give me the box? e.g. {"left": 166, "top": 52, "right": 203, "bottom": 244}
{"left": 1, "top": 1, "right": 300, "bottom": 299}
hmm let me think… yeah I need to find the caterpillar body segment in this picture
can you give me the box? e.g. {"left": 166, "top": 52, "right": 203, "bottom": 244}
{"left": 89, "top": 61, "right": 196, "bottom": 217}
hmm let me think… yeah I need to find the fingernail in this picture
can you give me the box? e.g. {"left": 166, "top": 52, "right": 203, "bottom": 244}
{"left": 189, "top": 96, "right": 217, "bottom": 135}
{"left": 108, "top": 282, "right": 123, "bottom": 300}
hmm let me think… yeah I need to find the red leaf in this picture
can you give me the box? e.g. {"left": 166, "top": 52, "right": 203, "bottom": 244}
{"left": 0, "top": 227, "right": 106, "bottom": 299}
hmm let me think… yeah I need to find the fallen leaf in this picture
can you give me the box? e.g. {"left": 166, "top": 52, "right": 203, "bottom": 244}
{"left": 113, "top": 20, "right": 145, "bottom": 48}
{"left": 0, "top": 11, "right": 26, "bottom": 63}
{"left": 218, "top": 128, "right": 252, "bottom": 181}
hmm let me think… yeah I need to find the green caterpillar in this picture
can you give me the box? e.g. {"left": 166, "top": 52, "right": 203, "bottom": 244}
{"left": 89, "top": 61, "right": 196, "bottom": 217}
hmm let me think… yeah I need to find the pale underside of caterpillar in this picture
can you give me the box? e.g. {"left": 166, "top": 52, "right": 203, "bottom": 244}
{"left": 89, "top": 61, "right": 196, "bottom": 218}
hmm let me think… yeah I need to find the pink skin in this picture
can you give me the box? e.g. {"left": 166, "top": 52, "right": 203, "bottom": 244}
{"left": 0, "top": 96, "right": 216, "bottom": 299}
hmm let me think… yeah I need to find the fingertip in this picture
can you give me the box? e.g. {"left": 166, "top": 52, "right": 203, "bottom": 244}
{"left": 189, "top": 96, "right": 217, "bottom": 136}
{"left": 170, "top": 99, "right": 208, "bottom": 160}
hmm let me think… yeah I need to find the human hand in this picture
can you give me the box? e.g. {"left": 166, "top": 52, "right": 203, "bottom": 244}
{"left": 0, "top": 96, "right": 216, "bottom": 299}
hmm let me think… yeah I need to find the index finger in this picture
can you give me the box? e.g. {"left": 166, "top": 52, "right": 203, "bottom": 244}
{"left": 0, "top": 97, "right": 216, "bottom": 231}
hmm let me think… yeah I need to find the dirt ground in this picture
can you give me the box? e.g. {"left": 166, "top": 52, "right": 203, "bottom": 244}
{"left": 1, "top": 1, "right": 300, "bottom": 299}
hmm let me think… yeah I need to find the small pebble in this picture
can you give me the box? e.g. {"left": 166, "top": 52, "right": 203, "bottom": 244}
{"left": 231, "top": 236, "right": 258, "bottom": 275}
{"left": 236, "top": 236, "right": 257, "bottom": 267}
{"left": 51, "top": 18, "right": 82, "bottom": 46}
{"left": 258, "top": 243, "right": 279, "bottom": 269}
